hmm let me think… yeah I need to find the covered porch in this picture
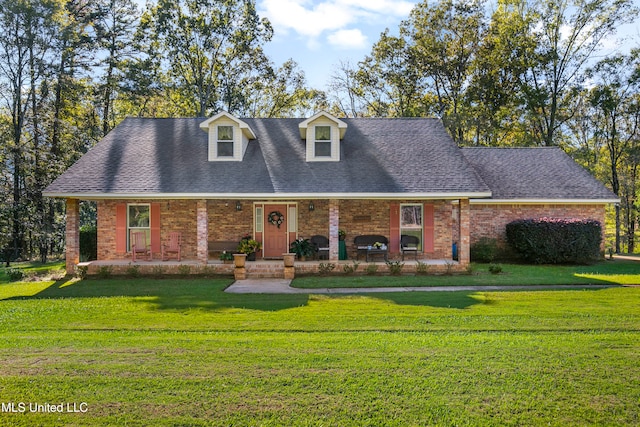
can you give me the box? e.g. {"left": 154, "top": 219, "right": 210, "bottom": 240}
{"left": 63, "top": 197, "right": 471, "bottom": 276}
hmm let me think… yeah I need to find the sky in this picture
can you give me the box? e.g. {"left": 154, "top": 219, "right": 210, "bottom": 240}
{"left": 257, "top": 0, "right": 640, "bottom": 91}
{"left": 257, "top": 0, "right": 420, "bottom": 90}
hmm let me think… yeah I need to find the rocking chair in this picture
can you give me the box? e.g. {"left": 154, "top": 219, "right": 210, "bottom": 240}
{"left": 131, "top": 231, "right": 152, "bottom": 262}
{"left": 162, "top": 232, "right": 182, "bottom": 261}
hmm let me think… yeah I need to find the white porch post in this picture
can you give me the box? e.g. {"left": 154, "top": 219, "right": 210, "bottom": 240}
{"left": 329, "top": 199, "right": 339, "bottom": 261}
{"left": 65, "top": 198, "right": 80, "bottom": 275}
{"left": 459, "top": 198, "right": 470, "bottom": 266}
{"left": 196, "top": 200, "right": 209, "bottom": 264}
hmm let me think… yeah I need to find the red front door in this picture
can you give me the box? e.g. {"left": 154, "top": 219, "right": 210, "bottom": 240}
{"left": 263, "top": 205, "right": 289, "bottom": 258}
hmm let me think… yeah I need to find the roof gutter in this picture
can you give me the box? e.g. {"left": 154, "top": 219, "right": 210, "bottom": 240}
{"left": 43, "top": 191, "right": 493, "bottom": 200}
{"left": 469, "top": 198, "right": 620, "bottom": 205}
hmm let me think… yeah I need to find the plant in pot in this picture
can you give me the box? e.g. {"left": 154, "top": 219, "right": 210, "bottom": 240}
{"left": 338, "top": 229, "right": 346, "bottom": 241}
{"left": 219, "top": 251, "right": 233, "bottom": 263}
{"left": 290, "top": 238, "right": 313, "bottom": 261}
{"left": 238, "top": 236, "right": 262, "bottom": 261}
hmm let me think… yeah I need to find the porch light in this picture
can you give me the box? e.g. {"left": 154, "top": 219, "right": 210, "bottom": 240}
{"left": 309, "top": 201, "right": 314, "bottom": 212}
{"left": 236, "top": 201, "right": 242, "bottom": 211}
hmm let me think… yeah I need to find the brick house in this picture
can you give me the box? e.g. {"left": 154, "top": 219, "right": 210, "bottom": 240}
{"left": 44, "top": 111, "right": 618, "bottom": 274}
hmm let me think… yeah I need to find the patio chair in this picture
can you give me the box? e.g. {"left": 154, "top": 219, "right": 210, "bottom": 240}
{"left": 131, "top": 231, "right": 152, "bottom": 262}
{"left": 400, "top": 235, "right": 419, "bottom": 260}
{"left": 162, "top": 232, "right": 182, "bottom": 261}
{"left": 310, "top": 235, "right": 329, "bottom": 260}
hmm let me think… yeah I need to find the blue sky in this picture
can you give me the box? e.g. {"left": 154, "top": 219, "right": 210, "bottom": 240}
{"left": 258, "top": 0, "right": 640, "bottom": 91}
{"left": 258, "top": 0, "right": 419, "bottom": 89}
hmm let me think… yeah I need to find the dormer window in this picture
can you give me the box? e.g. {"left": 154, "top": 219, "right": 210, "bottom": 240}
{"left": 217, "top": 125, "right": 234, "bottom": 157}
{"left": 314, "top": 126, "right": 332, "bottom": 157}
{"left": 199, "top": 112, "right": 256, "bottom": 161}
{"left": 299, "top": 111, "right": 347, "bottom": 162}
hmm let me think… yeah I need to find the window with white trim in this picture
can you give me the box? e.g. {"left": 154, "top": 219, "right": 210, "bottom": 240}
{"left": 217, "top": 125, "right": 234, "bottom": 157}
{"left": 400, "top": 204, "right": 423, "bottom": 251}
{"left": 314, "top": 125, "right": 331, "bottom": 157}
{"left": 127, "top": 204, "right": 150, "bottom": 250}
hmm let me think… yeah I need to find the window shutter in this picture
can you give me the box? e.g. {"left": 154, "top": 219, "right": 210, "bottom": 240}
{"left": 423, "top": 204, "right": 434, "bottom": 253}
{"left": 389, "top": 203, "right": 400, "bottom": 253}
{"left": 151, "top": 203, "right": 161, "bottom": 254}
{"left": 116, "top": 204, "right": 127, "bottom": 254}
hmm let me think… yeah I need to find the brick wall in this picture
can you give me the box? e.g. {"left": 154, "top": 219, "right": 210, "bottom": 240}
{"left": 94, "top": 199, "right": 609, "bottom": 263}
{"left": 470, "top": 203, "right": 607, "bottom": 247}
{"left": 97, "top": 199, "right": 199, "bottom": 260}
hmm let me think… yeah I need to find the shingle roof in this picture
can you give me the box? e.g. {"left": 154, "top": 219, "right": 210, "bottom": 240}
{"left": 44, "top": 117, "right": 491, "bottom": 198}
{"left": 460, "top": 147, "right": 617, "bottom": 201}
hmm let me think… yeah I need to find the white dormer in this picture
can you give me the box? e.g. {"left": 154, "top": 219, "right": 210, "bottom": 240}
{"left": 199, "top": 112, "right": 256, "bottom": 161}
{"left": 299, "top": 111, "right": 347, "bottom": 162}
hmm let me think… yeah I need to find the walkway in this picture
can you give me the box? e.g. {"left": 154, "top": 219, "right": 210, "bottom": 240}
{"left": 225, "top": 279, "right": 615, "bottom": 294}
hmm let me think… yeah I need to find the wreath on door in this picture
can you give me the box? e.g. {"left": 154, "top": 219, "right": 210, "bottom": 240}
{"left": 268, "top": 211, "right": 285, "bottom": 228}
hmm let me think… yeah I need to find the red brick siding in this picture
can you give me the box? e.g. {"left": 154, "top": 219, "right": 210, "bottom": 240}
{"left": 470, "top": 203, "right": 607, "bottom": 248}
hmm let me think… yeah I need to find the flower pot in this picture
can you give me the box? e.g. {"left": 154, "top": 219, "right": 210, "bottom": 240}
{"left": 283, "top": 253, "right": 295, "bottom": 267}
{"left": 299, "top": 255, "right": 306, "bottom": 262}
{"left": 247, "top": 252, "right": 256, "bottom": 261}
{"left": 233, "top": 253, "right": 247, "bottom": 268}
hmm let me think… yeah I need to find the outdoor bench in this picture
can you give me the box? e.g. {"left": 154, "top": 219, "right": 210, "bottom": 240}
{"left": 208, "top": 240, "right": 239, "bottom": 257}
{"left": 353, "top": 235, "right": 389, "bottom": 262}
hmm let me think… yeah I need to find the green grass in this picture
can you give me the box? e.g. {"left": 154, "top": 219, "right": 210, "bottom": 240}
{"left": 0, "top": 275, "right": 639, "bottom": 426}
{"left": 292, "top": 260, "right": 640, "bottom": 288}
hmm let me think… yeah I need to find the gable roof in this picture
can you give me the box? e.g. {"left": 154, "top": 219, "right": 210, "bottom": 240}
{"left": 44, "top": 117, "right": 491, "bottom": 199}
{"left": 461, "top": 147, "right": 618, "bottom": 203}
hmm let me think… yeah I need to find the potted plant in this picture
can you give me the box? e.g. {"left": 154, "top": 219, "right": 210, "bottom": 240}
{"left": 290, "top": 238, "right": 313, "bottom": 261}
{"left": 238, "top": 236, "right": 262, "bottom": 261}
{"left": 338, "top": 229, "right": 346, "bottom": 241}
{"left": 219, "top": 251, "right": 233, "bottom": 264}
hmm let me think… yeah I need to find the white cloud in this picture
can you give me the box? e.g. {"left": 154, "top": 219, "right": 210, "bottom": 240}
{"left": 327, "top": 29, "right": 368, "bottom": 49}
{"left": 259, "top": 0, "right": 417, "bottom": 39}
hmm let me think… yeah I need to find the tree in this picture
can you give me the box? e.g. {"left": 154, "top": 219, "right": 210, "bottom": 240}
{"left": 245, "top": 59, "right": 326, "bottom": 118}
{"left": 586, "top": 52, "right": 640, "bottom": 252}
{"left": 403, "top": 0, "right": 486, "bottom": 142}
{"left": 521, "top": 0, "right": 638, "bottom": 146}
{"left": 142, "top": 0, "right": 273, "bottom": 117}
{"left": 94, "top": 0, "right": 140, "bottom": 136}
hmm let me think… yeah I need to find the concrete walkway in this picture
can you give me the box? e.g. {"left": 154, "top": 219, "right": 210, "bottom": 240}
{"left": 225, "top": 279, "right": 615, "bottom": 294}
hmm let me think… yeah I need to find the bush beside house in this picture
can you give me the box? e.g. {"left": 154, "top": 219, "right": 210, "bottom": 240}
{"left": 506, "top": 218, "right": 602, "bottom": 264}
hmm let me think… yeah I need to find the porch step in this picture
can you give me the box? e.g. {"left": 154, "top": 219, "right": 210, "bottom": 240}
{"left": 245, "top": 263, "right": 284, "bottom": 279}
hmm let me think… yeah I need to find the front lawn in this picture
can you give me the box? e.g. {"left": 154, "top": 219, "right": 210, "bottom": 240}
{"left": 293, "top": 259, "right": 640, "bottom": 288}
{"left": 0, "top": 277, "right": 638, "bottom": 425}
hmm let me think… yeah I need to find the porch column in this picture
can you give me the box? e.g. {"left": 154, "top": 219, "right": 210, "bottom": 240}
{"left": 329, "top": 199, "right": 339, "bottom": 261}
{"left": 65, "top": 198, "right": 80, "bottom": 275}
{"left": 459, "top": 198, "right": 470, "bottom": 266}
{"left": 196, "top": 200, "right": 209, "bottom": 264}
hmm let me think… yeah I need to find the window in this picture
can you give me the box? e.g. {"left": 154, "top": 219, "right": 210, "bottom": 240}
{"left": 217, "top": 125, "right": 234, "bottom": 157}
{"left": 127, "top": 204, "right": 150, "bottom": 250}
{"left": 314, "top": 125, "right": 331, "bottom": 157}
{"left": 400, "top": 204, "right": 423, "bottom": 250}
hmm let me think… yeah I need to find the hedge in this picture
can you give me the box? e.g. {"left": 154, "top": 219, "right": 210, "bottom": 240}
{"left": 505, "top": 218, "right": 602, "bottom": 264}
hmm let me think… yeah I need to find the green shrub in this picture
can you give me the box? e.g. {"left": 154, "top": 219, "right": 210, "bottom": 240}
{"left": 365, "top": 264, "right": 378, "bottom": 275}
{"left": 416, "top": 261, "right": 429, "bottom": 275}
{"left": 488, "top": 264, "right": 503, "bottom": 275}
{"left": 79, "top": 225, "right": 97, "bottom": 261}
{"left": 5, "top": 267, "right": 25, "bottom": 281}
{"left": 97, "top": 265, "right": 113, "bottom": 279}
{"left": 318, "top": 262, "right": 336, "bottom": 275}
{"left": 386, "top": 260, "right": 405, "bottom": 276}
{"left": 126, "top": 264, "right": 140, "bottom": 278}
{"left": 342, "top": 261, "right": 359, "bottom": 275}
{"left": 471, "top": 237, "right": 498, "bottom": 263}
{"left": 506, "top": 218, "right": 602, "bottom": 264}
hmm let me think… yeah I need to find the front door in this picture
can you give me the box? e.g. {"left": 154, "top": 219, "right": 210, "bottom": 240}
{"left": 263, "top": 204, "right": 289, "bottom": 258}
